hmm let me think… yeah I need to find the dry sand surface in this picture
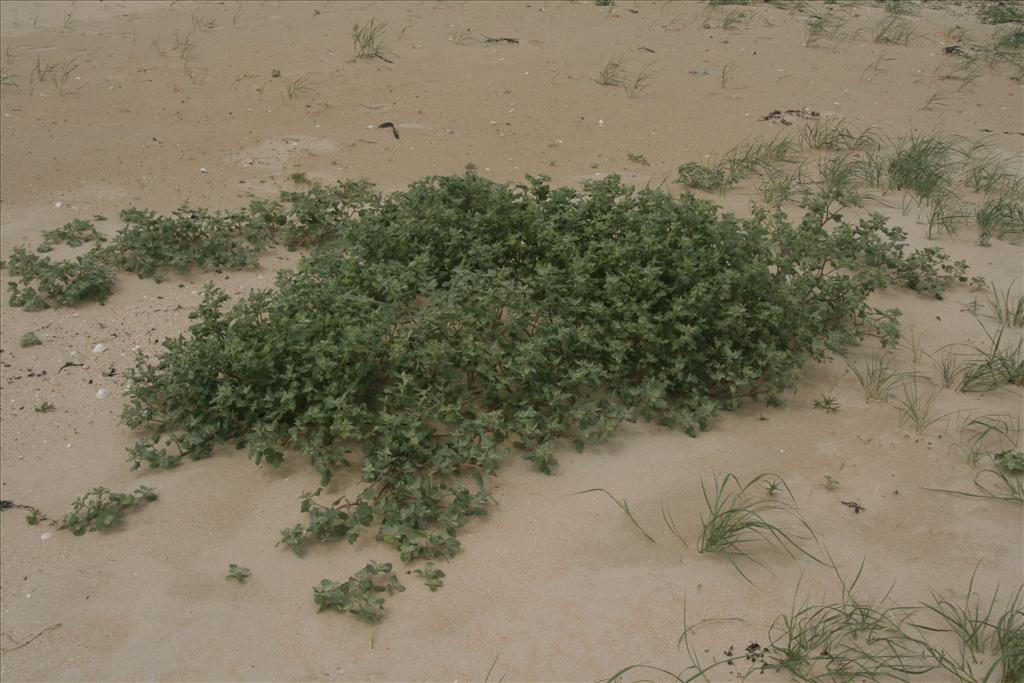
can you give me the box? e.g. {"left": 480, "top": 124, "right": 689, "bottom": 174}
{"left": 1, "top": 0, "right": 1022, "bottom": 681}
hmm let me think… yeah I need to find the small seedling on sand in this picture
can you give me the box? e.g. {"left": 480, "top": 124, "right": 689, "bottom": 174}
{"left": 626, "top": 152, "right": 649, "bottom": 166}
{"left": 813, "top": 395, "right": 840, "bottom": 413}
{"left": 34, "top": 401, "right": 55, "bottom": 413}
{"left": 823, "top": 475, "right": 840, "bottom": 491}
{"left": 412, "top": 563, "right": 445, "bottom": 591}
{"left": 574, "top": 488, "right": 656, "bottom": 543}
{"left": 19, "top": 331, "right": 42, "bottom": 347}
{"left": 226, "top": 564, "right": 251, "bottom": 582}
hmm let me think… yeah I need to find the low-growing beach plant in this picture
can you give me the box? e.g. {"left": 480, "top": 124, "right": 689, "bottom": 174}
{"left": 38, "top": 218, "right": 106, "bottom": 251}
{"left": 226, "top": 564, "right": 251, "bottom": 582}
{"left": 813, "top": 395, "right": 840, "bottom": 413}
{"left": 59, "top": 486, "right": 158, "bottom": 535}
{"left": 6, "top": 247, "right": 116, "bottom": 310}
{"left": 0, "top": 173, "right": 953, "bottom": 610}
{"left": 413, "top": 563, "right": 445, "bottom": 591}
{"left": 314, "top": 561, "right": 404, "bottom": 622}
{"left": 676, "top": 162, "right": 733, "bottom": 191}
{"left": 19, "top": 331, "right": 42, "bottom": 347}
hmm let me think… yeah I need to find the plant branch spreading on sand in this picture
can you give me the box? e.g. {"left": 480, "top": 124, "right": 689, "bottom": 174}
{"left": 4, "top": 174, "right": 968, "bottom": 619}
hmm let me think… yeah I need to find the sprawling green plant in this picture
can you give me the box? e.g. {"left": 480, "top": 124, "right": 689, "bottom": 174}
{"left": 37, "top": 218, "right": 107, "bottom": 252}
{"left": 106, "top": 205, "right": 278, "bottom": 280}
{"left": 119, "top": 173, "right": 964, "bottom": 567}
{"left": 6, "top": 246, "right": 116, "bottom": 310}
{"left": 314, "top": 561, "right": 404, "bottom": 622}
{"left": 59, "top": 486, "right": 158, "bottom": 535}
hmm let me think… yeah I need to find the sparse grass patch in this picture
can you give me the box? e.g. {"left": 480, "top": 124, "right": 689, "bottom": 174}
{"left": 623, "top": 67, "right": 653, "bottom": 97}
{"left": 286, "top": 77, "right": 314, "bottom": 100}
{"left": 887, "top": 132, "right": 961, "bottom": 202}
{"left": 958, "top": 324, "right": 1024, "bottom": 391}
{"left": 976, "top": 196, "right": 1024, "bottom": 243}
{"left": 882, "top": 0, "right": 918, "bottom": 16}
{"left": 352, "top": 18, "right": 390, "bottom": 61}
{"left": 873, "top": 15, "right": 914, "bottom": 45}
{"left": 846, "top": 355, "right": 914, "bottom": 402}
{"left": 978, "top": 2, "right": 1024, "bottom": 25}
{"left": 594, "top": 57, "right": 625, "bottom": 86}
{"left": 930, "top": 347, "right": 963, "bottom": 388}
{"left": 799, "top": 119, "right": 878, "bottom": 152}
{"left": 805, "top": 12, "right": 847, "bottom": 48}
{"left": 893, "top": 380, "right": 948, "bottom": 434}
{"left": 696, "top": 473, "right": 822, "bottom": 582}
{"left": 959, "top": 413, "right": 1021, "bottom": 467}
{"left": 982, "top": 281, "right": 1024, "bottom": 327}
{"left": 676, "top": 162, "right": 733, "bottom": 191}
